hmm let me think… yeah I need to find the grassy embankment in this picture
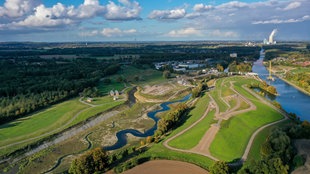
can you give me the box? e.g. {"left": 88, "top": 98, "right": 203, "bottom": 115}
{"left": 0, "top": 95, "right": 125, "bottom": 157}
{"left": 0, "top": 65, "right": 166, "bottom": 156}
{"left": 209, "top": 77, "right": 284, "bottom": 161}
{"left": 168, "top": 94, "right": 216, "bottom": 149}
{"left": 4, "top": 65, "right": 171, "bottom": 173}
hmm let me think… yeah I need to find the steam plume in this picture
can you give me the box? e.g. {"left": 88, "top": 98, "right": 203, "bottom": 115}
{"left": 268, "top": 29, "right": 277, "bottom": 44}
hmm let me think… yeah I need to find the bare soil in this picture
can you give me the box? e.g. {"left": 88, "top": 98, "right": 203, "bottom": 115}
{"left": 142, "top": 83, "right": 173, "bottom": 95}
{"left": 123, "top": 160, "right": 209, "bottom": 174}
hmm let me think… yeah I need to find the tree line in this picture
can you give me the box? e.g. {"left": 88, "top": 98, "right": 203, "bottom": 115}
{"left": 0, "top": 58, "right": 120, "bottom": 124}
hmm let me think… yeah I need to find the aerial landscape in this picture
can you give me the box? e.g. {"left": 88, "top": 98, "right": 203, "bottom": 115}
{"left": 0, "top": 0, "right": 310, "bottom": 174}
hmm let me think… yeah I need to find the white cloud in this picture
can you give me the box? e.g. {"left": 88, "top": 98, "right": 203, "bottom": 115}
{"left": 167, "top": 27, "right": 201, "bottom": 37}
{"left": 0, "top": 0, "right": 40, "bottom": 18}
{"left": 149, "top": 8, "right": 186, "bottom": 20}
{"left": 101, "top": 28, "right": 137, "bottom": 37}
{"left": 283, "top": 2, "right": 301, "bottom": 11}
{"left": 216, "top": 1, "right": 248, "bottom": 9}
{"left": 252, "top": 15, "right": 310, "bottom": 24}
{"left": 104, "top": 0, "right": 141, "bottom": 20}
{"left": 193, "top": 4, "right": 213, "bottom": 12}
{"left": 0, "top": 0, "right": 142, "bottom": 31}
{"left": 11, "top": 4, "right": 74, "bottom": 28}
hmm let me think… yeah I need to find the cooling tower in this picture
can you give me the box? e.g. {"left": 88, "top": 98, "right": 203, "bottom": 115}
{"left": 268, "top": 29, "right": 277, "bottom": 44}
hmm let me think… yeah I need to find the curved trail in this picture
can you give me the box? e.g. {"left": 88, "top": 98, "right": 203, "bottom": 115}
{"left": 163, "top": 97, "right": 219, "bottom": 161}
{"left": 240, "top": 85, "right": 288, "bottom": 161}
{"left": 163, "top": 77, "right": 287, "bottom": 163}
{"left": 43, "top": 132, "right": 93, "bottom": 174}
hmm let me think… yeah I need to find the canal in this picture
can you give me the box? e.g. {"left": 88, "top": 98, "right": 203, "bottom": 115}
{"left": 252, "top": 49, "right": 310, "bottom": 121}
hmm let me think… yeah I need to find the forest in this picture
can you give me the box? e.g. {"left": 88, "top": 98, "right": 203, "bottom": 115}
{"left": 0, "top": 58, "right": 120, "bottom": 124}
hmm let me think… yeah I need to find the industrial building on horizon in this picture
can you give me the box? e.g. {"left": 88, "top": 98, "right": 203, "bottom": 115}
{"left": 264, "top": 29, "right": 277, "bottom": 45}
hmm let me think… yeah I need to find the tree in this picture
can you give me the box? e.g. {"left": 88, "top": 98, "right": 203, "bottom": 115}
{"left": 69, "top": 148, "right": 108, "bottom": 174}
{"left": 210, "top": 161, "right": 229, "bottom": 174}
{"left": 266, "top": 86, "right": 277, "bottom": 95}
{"left": 163, "top": 70, "right": 171, "bottom": 79}
{"left": 217, "top": 64, "right": 224, "bottom": 72}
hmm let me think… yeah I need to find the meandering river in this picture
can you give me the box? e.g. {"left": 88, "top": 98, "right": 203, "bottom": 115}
{"left": 104, "top": 94, "right": 191, "bottom": 151}
{"left": 252, "top": 49, "right": 310, "bottom": 121}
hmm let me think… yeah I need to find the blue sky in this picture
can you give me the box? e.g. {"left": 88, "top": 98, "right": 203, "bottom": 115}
{"left": 0, "top": 0, "right": 309, "bottom": 42}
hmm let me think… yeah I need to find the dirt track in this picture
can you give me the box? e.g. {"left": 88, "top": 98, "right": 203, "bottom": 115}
{"left": 163, "top": 78, "right": 287, "bottom": 162}
{"left": 123, "top": 160, "right": 209, "bottom": 174}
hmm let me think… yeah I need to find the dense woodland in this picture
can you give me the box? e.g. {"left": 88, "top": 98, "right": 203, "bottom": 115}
{"left": 0, "top": 58, "right": 120, "bottom": 124}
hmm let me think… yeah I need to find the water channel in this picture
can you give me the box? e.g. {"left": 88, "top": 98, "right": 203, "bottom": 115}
{"left": 104, "top": 94, "right": 191, "bottom": 151}
{"left": 252, "top": 49, "right": 310, "bottom": 121}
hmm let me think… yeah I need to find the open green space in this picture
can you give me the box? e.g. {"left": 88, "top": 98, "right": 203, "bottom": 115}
{"left": 97, "top": 80, "right": 125, "bottom": 95}
{"left": 82, "top": 95, "right": 124, "bottom": 105}
{"left": 69, "top": 100, "right": 125, "bottom": 126}
{"left": 0, "top": 99, "right": 87, "bottom": 146}
{"left": 168, "top": 94, "right": 216, "bottom": 149}
{"left": 209, "top": 78, "right": 284, "bottom": 161}
{"left": 141, "top": 142, "right": 214, "bottom": 171}
{"left": 246, "top": 120, "right": 290, "bottom": 162}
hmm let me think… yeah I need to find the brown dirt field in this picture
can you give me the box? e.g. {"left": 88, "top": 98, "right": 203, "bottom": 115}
{"left": 123, "top": 160, "right": 209, "bottom": 174}
{"left": 142, "top": 83, "right": 173, "bottom": 95}
{"left": 292, "top": 139, "right": 310, "bottom": 174}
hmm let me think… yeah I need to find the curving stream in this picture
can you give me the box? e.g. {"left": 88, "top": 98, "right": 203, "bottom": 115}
{"left": 43, "top": 132, "right": 93, "bottom": 173}
{"left": 104, "top": 94, "right": 191, "bottom": 151}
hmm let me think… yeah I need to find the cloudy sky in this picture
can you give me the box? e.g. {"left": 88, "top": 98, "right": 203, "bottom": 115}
{"left": 0, "top": 0, "right": 309, "bottom": 42}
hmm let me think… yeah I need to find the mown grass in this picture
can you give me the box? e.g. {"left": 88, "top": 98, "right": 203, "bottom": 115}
{"left": 141, "top": 142, "right": 214, "bottom": 171}
{"left": 82, "top": 95, "right": 123, "bottom": 105}
{"left": 169, "top": 110, "right": 216, "bottom": 149}
{"left": 167, "top": 94, "right": 210, "bottom": 137}
{"left": 246, "top": 120, "right": 290, "bottom": 161}
{"left": 69, "top": 100, "right": 125, "bottom": 126}
{"left": 0, "top": 99, "right": 87, "bottom": 146}
{"left": 209, "top": 77, "right": 284, "bottom": 161}
{"left": 168, "top": 94, "right": 216, "bottom": 149}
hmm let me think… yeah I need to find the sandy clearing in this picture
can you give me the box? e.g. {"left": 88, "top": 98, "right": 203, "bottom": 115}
{"left": 142, "top": 83, "right": 174, "bottom": 95}
{"left": 123, "top": 160, "right": 209, "bottom": 174}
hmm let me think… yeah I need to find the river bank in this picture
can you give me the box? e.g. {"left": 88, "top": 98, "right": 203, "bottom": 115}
{"left": 273, "top": 74, "right": 310, "bottom": 96}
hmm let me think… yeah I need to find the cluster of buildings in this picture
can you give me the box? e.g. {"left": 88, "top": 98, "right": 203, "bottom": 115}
{"left": 154, "top": 60, "right": 206, "bottom": 72}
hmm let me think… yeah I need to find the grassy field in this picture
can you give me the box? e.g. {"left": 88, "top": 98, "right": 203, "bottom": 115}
{"left": 141, "top": 142, "right": 214, "bottom": 171}
{"left": 209, "top": 77, "right": 284, "bottom": 161}
{"left": 0, "top": 99, "right": 87, "bottom": 147}
{"left": 210, "top": 78, "right": 229, "bottom": 112}
{"left": 168, "top": 94, "right": 216, "bottom": 149}
{"left": 69, "top": 100, "right": 125, "bottom": 126}
{"left": 246, "top": 120, "right": 291, "bottom": 162}
{"left": 82, "top": 95, "right": 124, "bottom": 105}
{"left": 98, "top": 80, "right": 125, "bottom": 95}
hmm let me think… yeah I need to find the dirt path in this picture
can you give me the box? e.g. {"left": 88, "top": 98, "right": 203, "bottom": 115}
{"left": 240, "top": 85, "right": 288, "bottom": 161}
{"left": 163, "top": 78, "right": 286, "bottom": 162}
{"left": 163, "top": 96, "right": 219, "bottom": 161}
{"left": 190, "top": 81, "right": 256, "bottom": 158}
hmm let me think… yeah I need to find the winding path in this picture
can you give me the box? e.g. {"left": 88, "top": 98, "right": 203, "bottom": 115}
{"left": 163, "top": 77, "right": 288, "bottom": 163}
